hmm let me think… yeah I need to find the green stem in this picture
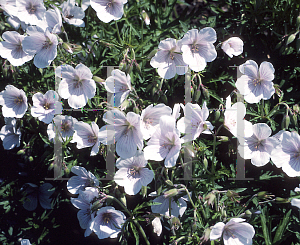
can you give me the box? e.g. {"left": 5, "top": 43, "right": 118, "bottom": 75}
{"left": 132, "top": 219, "right": 151, "bottom": 245}
{"left": 260, "top": 100, "right": 264, "bottom": 118}
{"left": 115, "top": 21, "right": 123, "bottom": 45}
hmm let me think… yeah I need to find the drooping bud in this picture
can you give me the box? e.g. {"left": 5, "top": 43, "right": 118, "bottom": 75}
{"left": 91, "top": 200, "right": 104, "bottom": 212}
{"left": 119, "top": 59, "right": 127, "bottom": 72}
{"left": 28, "top": 156, "right": 34, "bottom": 162}
{"left": 275, "top": 197, "right": 289, "bottom": 203}
{"left": 17, "top": 149, "right": 26, "bottom": 155}
{"left": 193, "top": 89, "right": 201, "bottom": 102}
{"left": 133, "top": 107, "right": 140, "bottom": 114}
{"left": 171, "top": 216, "right": 181, "bottom": 230}
{"left": 165, "top": 180, "right": 174, "bottom": 186}
{"left": 214, "top": 109, "right": 221, "bottom": 122}
{"left": 200, "top": 227, "right": 211, "bottom": 243}
{"left": 62, "top": 42, "right": 73, "bottom": 54}
{"left": 204, "top": 192, "right": 216, "bottom": 207}
{"left": 245, "top": 209, "right": 252, "bottom": 218}
{"left": 202, "top": 86, "right": 210, "bottom": 100}
{"left": 281, "top": 114, "right": 290, "bottom": 130}
{"left": 164, "top": 189, "right": 179, "bottom": 198}
{"left": 141, "top": 10, "right": 150, "bottom": 25}
{"left": 257, "top": 191, "right": 268, "bottom": 198}
{"left": 217, "top": 136, "right": 229, "bottom": 142}
{"left": 286, "top": 34, "right": 296, "bottom": 45}
{"left": 141, "top": 185, "right": 147, "bottom": 198}
{"left": 92, "top": 76, "right": 105, "bottom": 85}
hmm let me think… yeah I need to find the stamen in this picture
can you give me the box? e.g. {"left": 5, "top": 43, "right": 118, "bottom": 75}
{"left": 14, "top": 96, "right": 23, "bottom": 105}
{"left": 88, "top": 135, "right": 97, "bottom": 144}
{"left": 191, "top": 44, "right": 199, "bottom": 53}
{"left": 43, "top": 102, "right": 51, "bottom": 110}
{"left": 253, "top": 78, "right": 261, "bottom": 87}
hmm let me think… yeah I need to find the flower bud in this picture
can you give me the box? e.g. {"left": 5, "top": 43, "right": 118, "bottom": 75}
{"left": 221, "top": 206, "right": 227, "bottom": 218}
{"left": 171, "top": 216, "right": 181, "bottom": 230}
{"left": 91, "top": 200, "right": 104, "bottom": 212}
{"left": 161, "top": 94, "right": 168, "bottom": 104}
{"left": 141, "top": 185, "right": 147, "bottom": 198}
{"left": 257, "top": 191, "right": 268, "bottom": 198}
{"left": 133, "top": 107, "right": 140, "bottom": 114}
{"left": 293, "top": 104, "right": 300, "bottom": 114}
{"left": 28, "top": 156, "right": 34, "bottom": 162}
{"left": 62, "top": 42, "right": 73, "bottom": 54}
{"left": 201, "top": 86, "right": 210, "bottom": 100}
{"left": 193, "top": 89, "right": 201, "bottom": 102}
{"left": 286, "top": 34, "right": 296, "bottom": 45}
{"left": 192, "top": 221, "right": 197, "bottom": 232}
{"left": 165, "top": 180, "right": 174, "bottom": 186}
{"left": 291, "top": 113, "right": 298, "bottom": 126}
{"left": 93, "top": 76, "right": 105, "bottom": 85}
{"left": 134, "top": 61, "right": 142, "bottom": 75}
{"left": 72, "top": 44, "right": 82, "bottom": 53}
{"left": 281, "top": 114, "right": 290, "bottom": 130}
{"left": 275, "top": 197, "right": 289, "bottom": 203}
{"left": 164, "top": 189, "right": 179, "bottom": 198}
{"left": 200, "top": 227, "right": 211, "bottom": 243}
{"left": 205, "top": 192, "right": 216, "bottom": 207}
{"left": 217, "top": 136, "right": 229, "bottom": 142}
{"left": 226, "top": 190, "right": 239, "bottom": 198}
{"left": 119, "top": 59, "right": 127, "bottom": 71}
{"left": 297, "top": 38, "right": 300, "bottom": 53}
{"left": 17, "top": 149, "right": 26, "bottom": 155}
{"left": 141, "top": 10, "right": 150, "bottom": 25}
{"left": 203, "top": 157, "right": 208, "bottom": 169}
{"left": 245, "top": 209, "right": 252, "bottom": 218}
{"left": 120, "top": 99, "right": 131, "bottom": 110}
{"left": 214, "top": 109, "right": 221, "bottom": 122}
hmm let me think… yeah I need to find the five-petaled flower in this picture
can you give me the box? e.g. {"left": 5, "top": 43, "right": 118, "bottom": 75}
{"left": 0, "top": 117, "right": 21, "bottom": 150}
{"left": 221, "top": 37, "right": 244, "bottom": 58}
{"left": 235, "top": 60, "right": 275, "bottom": 104}
{"left": 16, "top": 0, "right": 46, "bottom": 25}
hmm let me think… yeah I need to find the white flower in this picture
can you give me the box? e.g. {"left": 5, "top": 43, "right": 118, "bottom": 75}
{"left": 73, "top": 121, "right": 108, "bottom": 156}
{"left": 20, "top": 239, "right": 31, "bottom": 245}
{"left": 45, "top": 6, "right": 63, "bottom": 34}
{"left": 81, "top": 0, "right": 90, "bottom": 11}
{"left": 291, "top": 198, "right": 300, "bottom": 209}
{"left": 114, "top": 150, "right": 154, "bottom": 195}
{"left": 22, "top": 26, "right": 58, "bottom": 68}
{"left": 91, "top": 206, "right": 126, "bottom": 239}
{"left": 238, "top": 123, "right": 278, "bottom": 167}
{"left": 236, "top": 60, "right": 275, "bottom": 104}
{"left": 58, "top": 64, "right": 96, "bottom": 109}
{"left": 144, "top": 115, "right": 181, "bottom": 168}
{"left": 177, "top": 102, "right": 214, "bottom": 142}
{"left": 67, "top": 166, "right": 99, "bottom": 194}
{"left": 104, "top": 69, "right": 131, "bottom": 107}
{"left": 47, "top": 115, "right": 78, "bottom": 142}
{"left": 151, "top": 195, "right": 187, "bottom": 217}
{"left": 140, "top": 103, "right": 172, "bottom": 140}
{"left": 0, "top": 31, "right": 34, "bottom": 66}
{"left": 61, "top": 0, "right": 85, "bottom": 27}
{"left": 210, "top": 218, "right": 255, "bottom": 245}
{"left": 271, "top": 131, "right": 300, "bottom": 177}
{"left": 150, "top": 38, "right": 188, "bottom": 79}
{"left": 0, "top": 0, "right": 18, "bottom": 16}
{"left": 0, "top": 85, "right": 28, "bottom": 118}
{"left": 181, "top": 28, "right": 217, "bottom": 72}
{"left": 102, "top": 109, "right": 143, "bottom": 159}
{"left": 221, "top": 37, "right": 244, "bottom": 58}
{"left": 71, "top": 187, "right": 99, "bottom": 237}
{"left": 0, "top": 117, "right": 21, "bottom": 150}
{"left": 23, "top": 183, "right": 54, "bottom": 211}
{"left": 90, "top": 0, "right": 127, "bottom": 23}
{"left": 224, "top": 95, "right": 253, "bottom": 138}
{"left": 152, "top": 217, "right": 162, "bottom": 236}
{"left": 294, "top": 184, "right": 300, "bottom": 192}
{"left": 16, "top": 0, "right": 46, "bottom": 25}
{"left": 31, "top": 90, "right": 62, "bottom": 124}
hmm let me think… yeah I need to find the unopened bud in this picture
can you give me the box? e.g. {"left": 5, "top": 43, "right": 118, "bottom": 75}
{"left": 17, "top": 149, "right": 26, "bottom": 155}
{"left": 141, "top": 185, "right": 147, "bottom": 198}
{"left": 221, "top": 206, "right": 227, "bottom": 218}
{"left": 91, "top": 200, "right": 103, "bottom": 212}
{"left": 203, "top": 157, "right": 208, "bottom": 169}
{"left": 293, "top": 104, "right": 300, "bottom": 114}
{"left": 164, "top": 189, "right": 179, "bottom": 198}
{"left": 119, "top": 60, "right": 126, "bottom": 71}
{"left": 62, "top": 42, "right": 73, "bottom": 54}
{"left": 214, "top": 109, "right": 221, "bottom": 122}
{"left": 192, "top": 222, "right": 197, "bottom": 232}
{"left": 171, "top": 216, "right": 181, "bottom": 230}
{"left": 286, "top": 34, "right": 296, "bottom": 45}
{"left": 205, "top": 192, "right": 216, "bottom": 207}
{"left": 141, "top": 10, "right": 150, "bottom": 25}
{"left": 245, "top": 210, "right": 252, "bottom": 218}
{"left": 161, "top": 94, "right": 168, "bottom": 104}
{"left": 217, "top": 136, "right": 229, "bottom": 142}
{"left": 134, "top": 61, "right": 142, "bottom": 75}
{"left": 93, "top": 76, "right": 105, "bottom": 85}
{"left": 120, "top": 99, "right": 131, "bottom": 110}
{"left": 193, "top": 89, "right": 201, "bottom": 102}
{"left": 281, "top": 114, "right": 290, "bottom": 130}
{"left": 275, "top": 197, "right": 289, "bottom": 203}
{"left": 226, "top": 190, "right": 239, "bottom": 198}
{"left": 257, "top": 191, "right": 267, "bottom": 198}
{"left": 72, "top": 44, "right": 82, "bottom": 53}
{"left": 291, "top": 114, "right": 298, "bottom": 126}
{"left": 28, "top": 156, "right": 34, "bottom": 162}
{"left": 202, "top": 87, "right": 210, "bottom": 100}
{"left": 200, "top": 228, "right": 211, "bottom": 243}
{"left": 165, "top": 180, "right": 174, "bottom": 186}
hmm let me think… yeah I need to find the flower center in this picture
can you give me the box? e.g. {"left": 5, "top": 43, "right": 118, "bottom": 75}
{"left": 254, "top": 140, "right": 264, "bottom": 149}
{"left": 27, "top": 3, "right": 36, "bottom": 14}
{"left": 66, "top": 14, "right": 74, "bottom": 19}
{"left": 253, "top": 78, "right": 261, "bottom": 87}
{"left": 119, "top": 85, "right": 128, "bottom": 92}
{"left": 127, "top": 166, "right": 140, "bottom": 178}
{"left": 169, "top": 53, "right": 174, "bottom": 60}
{"left": 144, "top": 118, "right": 153, "bottom": 129}
{"left": 191, "top": 44, "right": 199, "bottom": 53}
{"left": 43, "top": 37, "right": 53, "bottom": 50}
{"left": 61, "top": 121, "right": 71, "bottom": 132}
{"left": 293, "top": 152, "right": 300, "bottom": 159}
{"left": 88, "top": 135, "right": 97, "bottom": 144}
{"left": 106, "top": 0, "right": 113, "bottom": 8}
{"left": 102, "top": 213, "right": 111, "bottom": 224}
{"left": 14, "top": 96, "right": 23, "bottom": 105}
{"left": 43, "top": 102, "right": 51, "bottom": 110}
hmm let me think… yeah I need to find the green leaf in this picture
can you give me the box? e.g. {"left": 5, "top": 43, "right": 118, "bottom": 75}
{"left": 8, "top": 227, "right": 13, "bottom": 236}
{"left": 260, "top": 207, "right": 271, "bottom": 245}
{"left": 130, "top": 222, "right": 139, "bottom": 245}
{"left": 273, "top": 209, "right": 291, "bottom": 243}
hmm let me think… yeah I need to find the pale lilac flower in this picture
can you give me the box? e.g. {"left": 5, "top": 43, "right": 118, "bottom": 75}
{"left": 0, "top": 0, "right": 18, "bottom": 16}
{"left": 291, "top": 198, "right": 300, "bottom": 209}
{"left": 104, "top": 69, "right": 131, "bottom": 107}
{"left": 61, "top": 0, "right": 85, "bottom": 27}
{"left": 144, "top": 115, "right": 181, "bottom": 168}
{"left": 172, "top": 103, "right": 184, "bottom": 120}
{"left": 181, "top": 28, "right": 217, "bottom": 72}
{"left": 23, "top": 183, "right": 54, "bottom": 211}
{"left": 47, "top": 115, "right": 78, "bottom": 142}
{"left": 114, "top": 150, "right": 154, "bottom": 195}
{"left": 20, "top": 239, "right": 31, "bottom": 245}
{"left": 81, "top": 0, "right": 90, "bottom": 11}
{"left": 294, "top": 184, "right": 300, "bottom": 192}
{"left": 151, "top": 194, "right": 187, "bottom": 217}
{"left": 224, "top": 95, "right": 253, "bottom": 138}
{"left": 236, "top": 60, "right": 275, "bottom": 104}
{"left": 90, "top": 0, "right": 127, "bottom": 23}
{"left": 152, "top": 217, "right": 162, "bottom": 236}
{"left": 238, "top": 123, "right": 278, "bottom": 167}
{"left": 16, "top": 0, "right": 46, "bottom": 25}
{"left": 45, "top": 6, "right": 63, "bottom": 34}
{"left": 91, "top": 206, "right": 126, "bottom": 239}
{"left": 0, "top": 31, "right": 33, "bottom": 66}
{"left": 140, "top": 103, "right": 172, "bottom": 140}
{"left": 31, "top": 90, "right": 62, "bottom": 124}
{"left": 22, "top": 26, "right": 58, "bottom": 68}
{"left": 58, "top": 64, "right": 96, "bottom": 109}
{"left": 177, "top": 102, "right": 214, "bottom": 142}
{"left": 67, "top": 166, "right": 99, "bottom": 194}
{"left": 0, "top": 118, "right": 21, "bottom": 150}
{"left": 150, "top": 38, "right": 188, "bottom": 79}
{"left": 0, "top": 85, "right": 28, "bottom": 118}
{"left": 102, "top": 110, "right": 143, "bottom": 159}
{"left": 271, "top": 131, "right": 300, "bottom": 177}
{"left": 221, "top": 37, "right": 244, "bottom": 58}
{"left": 71, "top": 187, "right": 99, "bottom": 237}
{"left": 210, "top": 218, "right": 255, "bottom": 245}
{"left": 73, "top": 121, "right": 108, "bottom": 156}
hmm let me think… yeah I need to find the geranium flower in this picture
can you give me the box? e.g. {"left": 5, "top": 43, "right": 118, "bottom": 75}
{"left": 224, "top": 95, "right": 253, "bottom": 138}
{"left": 58, "top": 64, "right": 96, "bottom": 109}
{"left": 210, "top": 218, "right": 255, "bottom": 245}
{"left": 104, "top": 69, "right": 131, "bottom": 107}
{"left": 45, "top": 6, "right": 63, "bottom": 34}
{"left": 90, "top": 0, "right": 127, "bottom": 23}
{"left": 221, "top": 37, "right": 244, "bottom": 58}
{"left": 67, "top": 166, "right": 99, "bottom": 194}
{"left": 71, "top": 187, "right": 99, "bottom": 237}
{"left": 140, "top": 103, "right": 172, "bottom": 140}
{"left": 22, "top": 26, "right": 58, "bottom": 68}
{"left": 22, "top": 183, "right": 54, "bottom": 211}
{"left": 47, "top": 115, "right": 78, "bottom": 142}
{"left": 31, "top": 90, "right": 62, "bottom": 124}
{"left": 235, "top": 60, "right": 275, "bottom": 104}
{"left": 150, "top": 38, "right": 188, "bottom": 79}
{"left": 0, "top": 0, "right": 18, "bottom": 16}
{"left": 152, "top": 217, "right": 162, "bottom": 236}
{"left": 16, "top": 0, "right": 46, "bottom": 25}
{"left": 144, "top": 115, "right": 181, "bottom": 168}
{"left": 91, "top": 206, "right": 126, "bottom": 239}
{"left": 0, "top": 118, "right": 21, "bottom": 150}
{"left": 177, "top": 102, "right": 213, "bottom": 142}
{"left": 0, "top": 85, "right": 28, "bottom": 118}
{"left": 61, "top": 0, "right": 85, "bottom": 27}
{"left": 0, "top": 31, "right": 34, "bottom": 66}
{"left": 151, "top": 194, "right": 187, "bottom": 218}
{"left": 271, "top": 131, "right": 300, "bottom": 177}
{"left": 114, "top": 150, "right": 154, "bottom": 195}
{"left": 73, "top": 121, "right": 108, "bottom": 156}
{"left": 101, "top": 109, "right": 143, "bottom": 159}
{"left": 238, "top": 123, "right": 278, "bottom": 167}
{"left": 181, "top": 28, "right": 217, "bottom": 72}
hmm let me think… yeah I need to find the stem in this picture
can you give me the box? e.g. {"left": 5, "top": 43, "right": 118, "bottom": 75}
{"left": 132, "top": 219, "right": 151, "bottom": 245}
{"left": 115, "top": 21, "right": 123, "bottom": 45}
{"left": 260, "top": 100, "right": 264, "bottom": 118}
